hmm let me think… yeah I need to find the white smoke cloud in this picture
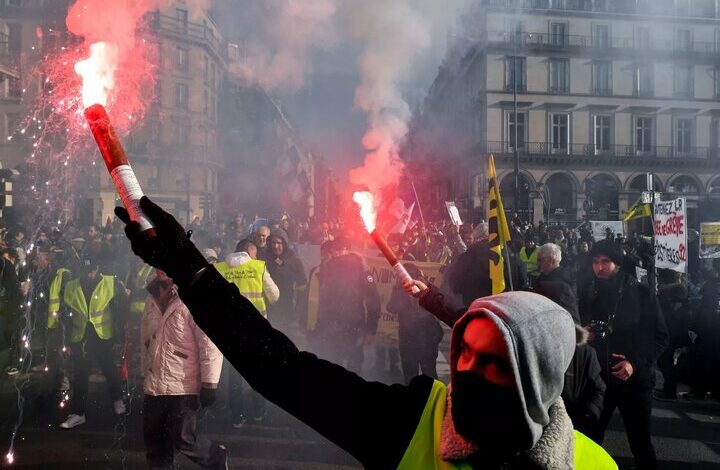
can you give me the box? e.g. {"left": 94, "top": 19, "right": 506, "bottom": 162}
{"left": 344, "top": 0, "right": 448, "bottom": 199}
{"left": 229, "top": 0, "right": 337, "bottom": 92}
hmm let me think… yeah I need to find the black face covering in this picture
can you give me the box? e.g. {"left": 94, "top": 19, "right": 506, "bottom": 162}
{"left": 451, "top": 372, "right": 530, "bottom": 453}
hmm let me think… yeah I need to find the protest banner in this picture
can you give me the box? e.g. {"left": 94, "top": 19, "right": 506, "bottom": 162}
{"left": 302, "top": 248, "right": 445, "bottom": 347}
{"left": 364, "top": 257, "right": 445, "bottom": 348}
{"left": 654, "top": 197, "right": 687, "bottom": 272}
{"left": 590, "top": 221, "right": 624, "bottom": 241}
{"left": 700, "top": 222, "right": 720, "bottom": 259}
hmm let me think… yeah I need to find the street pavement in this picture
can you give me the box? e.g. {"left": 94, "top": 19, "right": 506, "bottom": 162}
{"left": 0, "top": 351, "right": 718, "bottom": 469}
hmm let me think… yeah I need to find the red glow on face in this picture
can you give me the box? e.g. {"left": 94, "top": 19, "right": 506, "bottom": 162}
{"left": 74, "top": 42, "right": 118, "bottom": 108}
{"left": 353, "top": 191, "right": 376, "bottom": 232}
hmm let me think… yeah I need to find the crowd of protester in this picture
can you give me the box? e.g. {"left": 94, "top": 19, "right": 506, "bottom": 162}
{"left": 0, "top": 206, "right": 718, "bottom": 469}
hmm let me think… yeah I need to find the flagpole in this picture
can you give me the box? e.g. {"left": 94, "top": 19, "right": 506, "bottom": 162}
{"left": 503, "top": 241, "right": 514, "bottom": 291}
{"left": 411, "top": 181, "right": 426, "bottom": 231}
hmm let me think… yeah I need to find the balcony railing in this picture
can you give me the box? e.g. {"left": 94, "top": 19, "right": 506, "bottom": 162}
{"left": 487, "top": 31, "right": 720, "bottom": 56}
{"left": 149, "top": 12, "right": 226, "bottom": 60}
{"left": 504, "top": 83, "right": 527, "bottom": 92}
{"left": 486, "top": 141, "right": 714, "bottom": 160}
{"left": 484, "top": 0, "right": 718, "bottom": 18}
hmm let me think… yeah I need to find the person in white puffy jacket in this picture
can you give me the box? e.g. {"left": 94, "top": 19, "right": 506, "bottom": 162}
{"left": 141, "top": 270, "right": 228, "bottom": 470}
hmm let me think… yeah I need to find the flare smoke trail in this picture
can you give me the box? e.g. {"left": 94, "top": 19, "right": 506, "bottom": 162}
{"left": 344, "top": 0, "right": 440, "bottom": 209}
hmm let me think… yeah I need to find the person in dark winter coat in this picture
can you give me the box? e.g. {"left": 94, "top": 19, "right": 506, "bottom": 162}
{"left": 386, "top": 263, "right": 443, "bottom": 384}
{"left": 312, "top": 239, "right": 380, "bottom": 373}
{"left": 263, "top": 230, "right": 307, "bottom": 334}
{"left": 534, "top": 243, "right": 578, "bottom": 319}
{"left": 448, "top": 239, "right": 492, "bottom": 305}
{"left": 0, "top": 250, "right": 22, "bottom": 376}
{"left": 578, "top": 239, "right": 668, "bottom": 470}
{"left": 115, "top": 197, "right": 616, "bottom": 470}
{"left": 654, "top": 269, "right": 690, "bottom": 401}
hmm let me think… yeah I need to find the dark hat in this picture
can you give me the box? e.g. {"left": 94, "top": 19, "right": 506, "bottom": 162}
{"left": 524, "top": 231, "right": 535, "bottom": 242}
{"left": 590, "top": 239, "right": 623, "bottom": 266}
{"left": 79, "top": 254, "right": 100, "bottom": 272}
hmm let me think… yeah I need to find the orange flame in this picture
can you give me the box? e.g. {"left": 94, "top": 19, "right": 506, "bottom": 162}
{"left": 353, "top": 191, "right": 376, "bottom": 233}
{"left": 74, "top": 41, "right": 119, "bottom": 108}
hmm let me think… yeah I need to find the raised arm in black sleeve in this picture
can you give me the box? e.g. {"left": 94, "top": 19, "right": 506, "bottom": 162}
{"left": 179, "top": 266, "right": 432, "bottom": 469}
{"left": 418, "top": 284, "right": 468, "bottom": 328}
{"left": 116, "top": 197, "right": 434, "bottom": 469}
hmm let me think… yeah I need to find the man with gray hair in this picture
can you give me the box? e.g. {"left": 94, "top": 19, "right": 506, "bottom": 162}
{"left": 534, "top": 243, "right": 578, "bottom": 320}
{"left": 537, "top": 243, "right": 563, "bottom": 276}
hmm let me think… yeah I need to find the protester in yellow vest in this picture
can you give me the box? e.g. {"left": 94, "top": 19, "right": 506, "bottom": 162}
{"left": 48, "top": 268, "right": 70, "bottom": 330}
{"left": 214, "top": 238, "right": 278, "bottom": 427}
{"left": 117, "top": 195, "right": 617, "bottom": 470}
{"left": 129, "top": 262, "right": 154, "bottom": 315}
{"left": 215, "top": 239, "right": 279, "bottom": 317}
{"left": 520, "top": 233, "right": 540, "bottom": 284}
{"left": 59, "top": 254, "right": 129, "bottom": 430}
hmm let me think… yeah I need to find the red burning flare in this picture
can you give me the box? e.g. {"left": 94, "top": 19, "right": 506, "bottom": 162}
{"left": 75, "top": 44, "right": 155, "bottom": 235}
{"left": 353, "top": 191, "right": 419, "bottom": 293}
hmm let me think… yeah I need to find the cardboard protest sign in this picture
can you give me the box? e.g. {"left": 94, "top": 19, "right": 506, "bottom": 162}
{"left": 654, "top": 197, "right": 687, "bottom": 272}
{"left": 445, "top": 201, "right": 462, "bottom": 226}
{"left": 700, "top": 222, "right": 720, "bottom": 259}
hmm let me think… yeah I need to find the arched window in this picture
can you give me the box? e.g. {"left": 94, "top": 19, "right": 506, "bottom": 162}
{"left": 545, "top": 173, "right": 575, "bottom": 216}
{"left": 667, "top": 175, "right": 699, "bottom": 194}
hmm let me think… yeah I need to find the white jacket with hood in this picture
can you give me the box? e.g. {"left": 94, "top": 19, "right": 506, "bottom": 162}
{"left": 224, "top": 251, "right": 280, "bottom": 305}
{"left": 141, "top": 292, "right": 223, "bottom": 396}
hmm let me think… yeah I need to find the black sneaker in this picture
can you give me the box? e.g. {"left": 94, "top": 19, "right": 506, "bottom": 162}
{"left": 231, "top": 416, "right": 246, "bottom": 429}
{"left": 5, "top": 366, "right": 19, "bottom": 376}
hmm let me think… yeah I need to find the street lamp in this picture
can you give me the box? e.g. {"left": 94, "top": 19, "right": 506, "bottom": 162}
{"left": 512, "top": 25, "right": 522, "bottom": 218}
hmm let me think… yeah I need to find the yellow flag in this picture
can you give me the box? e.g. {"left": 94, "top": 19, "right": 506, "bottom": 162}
{"left": 487, "top": 155, "right": 511, "bottom": 294}
{"left": 623, "top": 197, "right": 652, "bottom": 222}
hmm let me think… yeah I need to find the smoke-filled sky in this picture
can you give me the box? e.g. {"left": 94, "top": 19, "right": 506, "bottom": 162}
{"left": 213, "top": 0, "right": 465, "bottom": 178}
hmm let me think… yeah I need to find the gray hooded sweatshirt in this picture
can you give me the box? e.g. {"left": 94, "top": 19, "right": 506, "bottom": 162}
{"left": 449, "top": 292, "right": 578, "bottom": 457}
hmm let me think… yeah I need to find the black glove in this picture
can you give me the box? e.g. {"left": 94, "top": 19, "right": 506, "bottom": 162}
{"left": 115, "top": 197, "right": 208, "bottom": 288}
{"left": 199, "top": 387, "right": 217, "bottom": 408}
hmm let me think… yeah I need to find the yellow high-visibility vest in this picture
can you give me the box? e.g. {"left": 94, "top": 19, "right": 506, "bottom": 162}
{"left": 520, "top": 246, "right": 540, "bottom": 277}
{"left": 130, "top": 264, "right": 154, "bottom": 314}
{"left": 64, "top": 275, "right": 115, "bottom": 343}
{"left": 397, "top": 380, "right": 617, "bottom": 470}
{"left": 215, "top": 259, "right": 267, "bottom": 316}
{"left": 48, "top": 268, "right": 70, "bottom": 329}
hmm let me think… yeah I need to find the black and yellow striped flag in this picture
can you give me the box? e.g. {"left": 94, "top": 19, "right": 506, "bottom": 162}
{"left": 487, "top": 154, "right": 512, "bottom": 294}
{"left": 624, "top": 197, "right": 652, "bottom": 222}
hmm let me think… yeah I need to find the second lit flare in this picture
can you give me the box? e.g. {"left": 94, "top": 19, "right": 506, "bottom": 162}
{"left": 353, "top": 191, "right": 419, "bottom": 294}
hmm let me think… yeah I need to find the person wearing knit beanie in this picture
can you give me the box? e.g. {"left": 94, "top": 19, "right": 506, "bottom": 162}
{"left": 590, "top": 239, "right": 624, "bottom": 267}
